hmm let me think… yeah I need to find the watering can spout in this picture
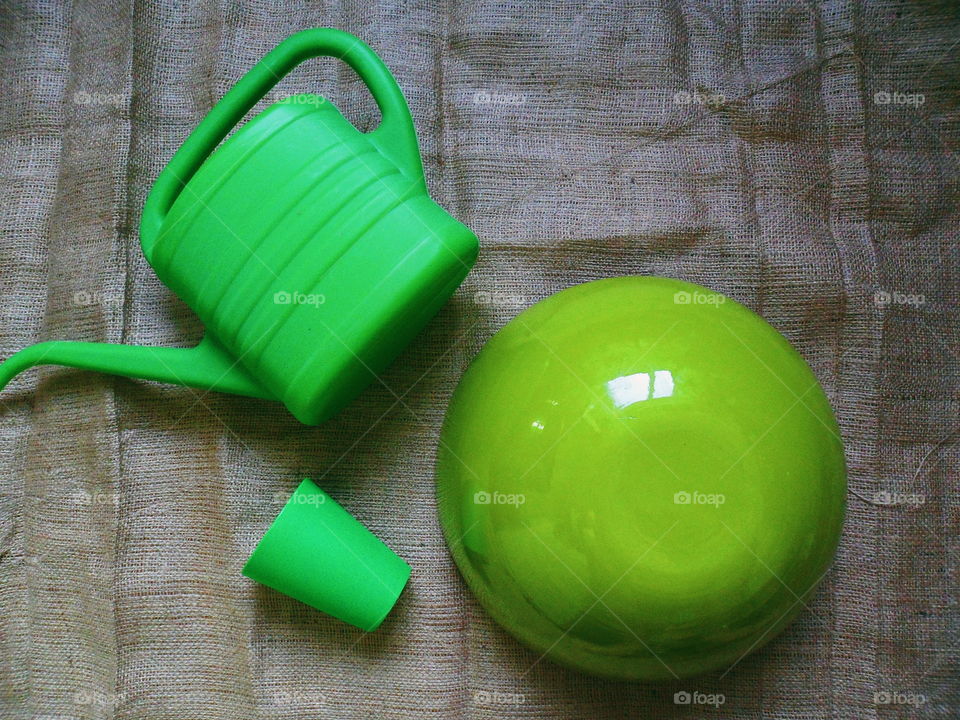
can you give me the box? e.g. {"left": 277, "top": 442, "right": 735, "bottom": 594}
{"left": 0, "top": 334, "right": 275, "bottom": 400}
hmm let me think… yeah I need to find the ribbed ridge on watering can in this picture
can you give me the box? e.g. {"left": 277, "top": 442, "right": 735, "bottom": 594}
{"left": 0, "top": 29, "right": 478, "bottom": 426}
{"left": 147, "top": 87, "right": 478, "bottom": 425}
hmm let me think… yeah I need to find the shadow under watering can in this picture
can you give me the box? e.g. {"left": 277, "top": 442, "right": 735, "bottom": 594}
{"left": 0, "top": 28, "right": 479, "bottom": 425}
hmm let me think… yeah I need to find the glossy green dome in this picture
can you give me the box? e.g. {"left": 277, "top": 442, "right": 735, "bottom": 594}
{"left": 436, "top": 277, "right": 846, "bottom": 681}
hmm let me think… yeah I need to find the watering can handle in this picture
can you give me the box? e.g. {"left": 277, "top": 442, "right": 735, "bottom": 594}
{"left": 140, "top": 28, "right": 423, "bottom": 255}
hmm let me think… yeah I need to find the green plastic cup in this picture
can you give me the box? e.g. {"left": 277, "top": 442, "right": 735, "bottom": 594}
{"left": 243, "top": 478, "right": 410, "bottom": 631}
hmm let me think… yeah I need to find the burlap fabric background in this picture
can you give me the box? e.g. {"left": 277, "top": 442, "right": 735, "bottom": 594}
{"left": 0, "top": 1, "right": 957, "bottom": 718}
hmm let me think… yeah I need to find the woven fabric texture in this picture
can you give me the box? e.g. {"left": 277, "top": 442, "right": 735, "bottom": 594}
{"left": 0, "top": 1, "right": 957, "bottom": 718}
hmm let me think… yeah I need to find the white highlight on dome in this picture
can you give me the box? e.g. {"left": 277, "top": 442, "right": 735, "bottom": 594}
{"left": 606, "top": 370, "right": 674, "bottom": 408}
{"left": 653, "top": 369, "right": 675, "bottom": 399}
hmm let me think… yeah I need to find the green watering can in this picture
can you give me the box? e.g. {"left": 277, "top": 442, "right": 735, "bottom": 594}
{"left": 0, "top": 28, "right": 478, "bottom": 425}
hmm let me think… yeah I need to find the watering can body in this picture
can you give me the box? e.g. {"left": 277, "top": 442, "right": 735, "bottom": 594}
{"left": 0, "top": 29, "right": 478, "bottom": 425}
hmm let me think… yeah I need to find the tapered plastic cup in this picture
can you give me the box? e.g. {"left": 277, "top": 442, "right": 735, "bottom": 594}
{"left": 243, "top": 478, "right": 410, "bottom": 631}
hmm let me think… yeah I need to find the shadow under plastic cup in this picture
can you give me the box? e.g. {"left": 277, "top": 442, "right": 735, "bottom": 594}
{"left": 243, "top": 478, "right": 410, "bottom": 631}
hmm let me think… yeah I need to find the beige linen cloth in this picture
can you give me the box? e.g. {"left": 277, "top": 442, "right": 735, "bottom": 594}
{"left": 0, "top": 1, "right": 957, "bottom": 718}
